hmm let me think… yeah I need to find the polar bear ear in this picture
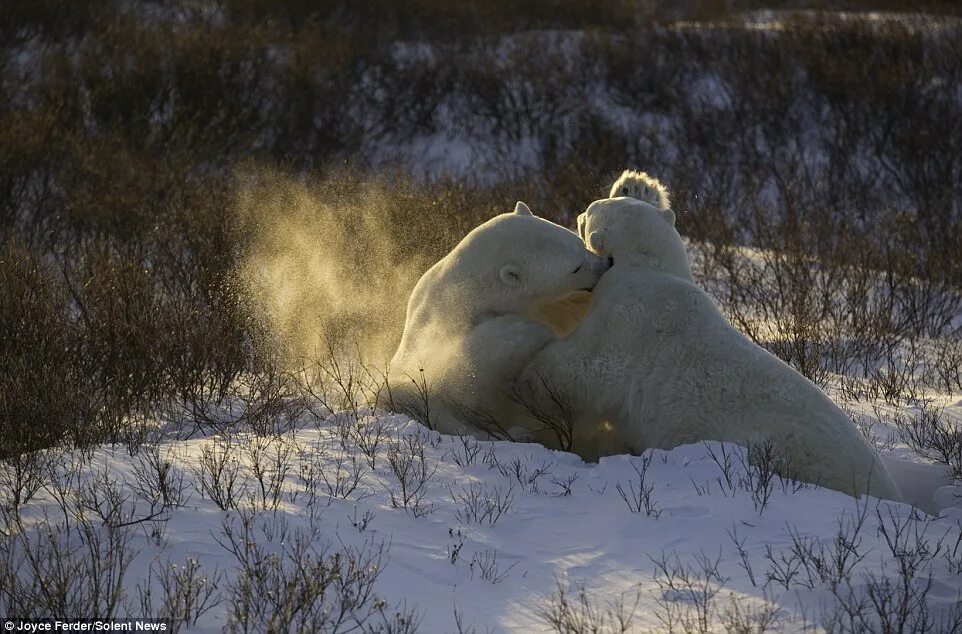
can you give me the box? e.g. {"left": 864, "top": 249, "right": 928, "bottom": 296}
{"left": 499, "top": 263, "right": 522, "bottom": 287}
{"left": 514, "top": 201, "right": 533, "bottom": 216}
{"left": 661, "top": 208, "right": 676, "bottom": 227}
{"left": 586, "top": 229, "right": 608, "bottom": 254}
{"left": 576, "top": 213, "right": 586, "bottom": 240}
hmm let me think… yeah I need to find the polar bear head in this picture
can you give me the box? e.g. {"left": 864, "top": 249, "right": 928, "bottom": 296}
{"left": 577, "top": 197, "right": 692, "bottom": 281}
{"left": 440, "top": 201, "right": 612, "bottom": 317}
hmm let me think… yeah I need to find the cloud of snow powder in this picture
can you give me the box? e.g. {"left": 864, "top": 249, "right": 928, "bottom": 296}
{"left": 236, "top": 171, "right": 433, "bottom": 365}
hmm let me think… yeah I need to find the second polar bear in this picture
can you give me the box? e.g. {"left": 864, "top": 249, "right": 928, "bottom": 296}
{"left": 521, "top": 187, "right": 900, "bottom": 500}
{"left": 388, "top": 202, "right": 611, "bottom": 439}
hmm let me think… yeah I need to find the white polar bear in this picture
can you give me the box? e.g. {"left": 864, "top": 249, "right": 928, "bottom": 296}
{"left": 521, "top": 190, "right": 901, "bottom": 500}
{"left": 387, "top": 202, "right": 611, "bottom": 438}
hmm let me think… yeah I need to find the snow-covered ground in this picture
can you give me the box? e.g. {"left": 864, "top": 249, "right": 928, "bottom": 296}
{"left": 4, "top": 404, "right": 961, "bottom": 632}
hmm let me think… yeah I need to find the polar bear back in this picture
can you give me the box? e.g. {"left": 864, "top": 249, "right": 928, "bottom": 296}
{"left": 524, "top": 198, "right": 901, "bottom": 501}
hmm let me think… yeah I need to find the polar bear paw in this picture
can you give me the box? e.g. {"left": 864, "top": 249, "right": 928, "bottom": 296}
{"left": 609, "top": 170, "right": 670, "bottom": 209}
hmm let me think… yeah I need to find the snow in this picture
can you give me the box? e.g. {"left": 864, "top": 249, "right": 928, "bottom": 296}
{"left": 6, "top": 407, "right": 961, "bottom": 631}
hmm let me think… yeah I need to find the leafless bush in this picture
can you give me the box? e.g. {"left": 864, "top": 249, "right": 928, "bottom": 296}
{"left": 549, "top": 472, "right": 579, "bottom": 496}
{"left": 786, "top": 497, "right": 870, "bottom": 591}
{"left": 75, "top": 472, "right": 166, "bottom": 540}
{"left": 0, "top": 243, "right": 93, "bottom": 456}
{"left": 706, "top": 443, "right": 737, "bottom": 487}
{"left": 296, "top": 444, "right": 369, "bottom": 507}
{"left": 934, "top": 337, "right": 962, "bottom": 392}
{"left": 295, "top": 338, "right": 389, "bottom": 426}
{"left": 449, "top": 435, "right": 483, "bottom": 467}
{"left": 243, "top": 435, "right": 294, "bottom": 512}
{"left": 349, "top": 506, "right": 376, "bottom": 533}
{"left": 130, "top": 444, "right": 191, "bottom": 511}
{"left": 615, "top": 452, "right": 661, "bottom": 518}
{"left": 650, "top": 550, "right": 730, "bottom": 634}
{"left": 536, "top": 579, "right": 640, "bottom": 634}
{"left": 0, "top": 448, "right": 57, "bottom": 513}
{"left": 385, "top": 431, "right": 438, "bottom": 517}
{"left": 726, "top": 525, "right": 758, "bottom": 588}
{"left": 0, "top": 510, "right": 138, "bottom": 618}
{"left": 759, "top": 493, "right": 868, "bottom": 594}
{"left": 892, "top": 403, "right": 962, "bottom": 480}
{"left": 495, "top": 456, "right": 553, "bottom": 493}
{"left": 135, "top": 556, "right": 223, "bottom": 632}
{"left": 718, "top": 591, "right": 783, "bottom": 634}
{"left": 508, "top": 373, "right": 576, "bottom": 452}
{"left": 734, "top": 438, "right": 809, "bottom": 514}
{"left": 217, "top": 510, "right": 411, "bottom": 633}
{"left": 192, "top": 435, "right": 248, "bottom": 511}
{"left": 846, "top": 408, "right": 898, "bottom": 455}
{"left": 821, "top": 506, "right": 961, "bottom": 634}
{"left": 446, "top": 527, "right": 467, "bottom": 565}
{"left": 393, "top": 367, "right": 434, "bottom": 432}
{"left": 352, "top": 416, "right": 392, "bottom": 469}
{"left": 451, "top": 481, "right": 516, "bottom": 527}
{"left": 469, "top": 548, "right": 517, "bottom": 584}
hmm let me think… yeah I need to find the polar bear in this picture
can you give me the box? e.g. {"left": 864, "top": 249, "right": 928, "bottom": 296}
{"left": 521, "top": 191, "right": 901, "bottom": 500}
{"left": 387, "top": 202, "right": 611, "bottom": 438}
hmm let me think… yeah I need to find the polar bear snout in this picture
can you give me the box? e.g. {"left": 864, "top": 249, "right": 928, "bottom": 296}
{"left": 578, "top": 252, "right": 613, "bottom": 290}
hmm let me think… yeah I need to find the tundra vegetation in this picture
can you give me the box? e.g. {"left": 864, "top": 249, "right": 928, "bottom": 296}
{"left": 1, "top": 1, "right": 961, "bottom": 630}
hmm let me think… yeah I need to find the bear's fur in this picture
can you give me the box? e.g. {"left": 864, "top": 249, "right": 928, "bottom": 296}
{"left": 521, "top": 193, "right": 901, "bottom": 500}
{"left": 388, "top": 202, "right": 611, "bottom": 438}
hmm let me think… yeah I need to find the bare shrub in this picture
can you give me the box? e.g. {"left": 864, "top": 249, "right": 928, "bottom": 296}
{"left": 469, "top": 548, "right": 517, "bottom": 584}
{"left": 135, "top": 556, "right": 223, "bottom": 631}
{"left": 934, "top": 337, "right": 962, "bottom": 392}
{"left": 536, "top": 579, "right": 640, "bottom": 634}
{"left": 0, "top": 448, "right": 58, "bottom": 513}
{"left": 0, "top": 242, "right": 92, "bottom": 456}
{"left": 615, "top": 452, "right": 661, "bottom": 518}
{"left": 786, "top": 497, "right": 870, "bottom": 591}
{"left": 650, "top": 550, "right": 730, "bottom": 634}
{"left": 243, "top": 435, "right": 294, "bottom": 512}
{"left": 385, "top": 431, "right": 438, "bottom": 517}
{"left": 719, "top": 591, "right": 783, "bottom": 634}
{"left": 735, "top": 438, "right": 809, "bottom": 514}
{"left": 192, "top": 435, "right": 248, "bottom": 511}
{"left": 508, "top": 373, "right": 576, "bottom": 452}
{"left": 393, "top": 367, "right": 434, "bottom": 432}
{"left": 217, "top": 510, "right": 409, "bottom": 633}
{"left": 822, "top": 507, "right": 960, "bottom": 634}
{"left": 130, "top": 444, "right": 191, "bottom": 511}
{"left": 549, "top": 472, "right": 579, "bottom": 496}
{"left": 449, "top": 434, "right": 483, "bottom": 467}
{"left": 893, "top": 403, "right": 962, "bottom": 480}
{"left": 294, "top": 338, "right": 388, "bottom": 426}
{"left": 451, "top": 481, "right": 516, "bottom": 527}
{"left": 296, "top": 444, "right": 369, "bottom": 507}
{"left": 495, "top": 456, "right": 553, "bottom": 493}
{"left": 726, "top": 524, "right": 758, "bottom": 588}
{"left": 78, "top": 464, "right": 172, "bottom": 531}
{"left": 0, "top": 511, "right": 138, "bottom": 618}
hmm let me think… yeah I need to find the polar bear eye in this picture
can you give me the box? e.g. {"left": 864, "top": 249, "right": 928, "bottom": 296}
{"left": 572, "top": 264, "right": 583, "bottom": 274}
{"left": 622, "top": 187, "right": 629, "bottom": 195}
